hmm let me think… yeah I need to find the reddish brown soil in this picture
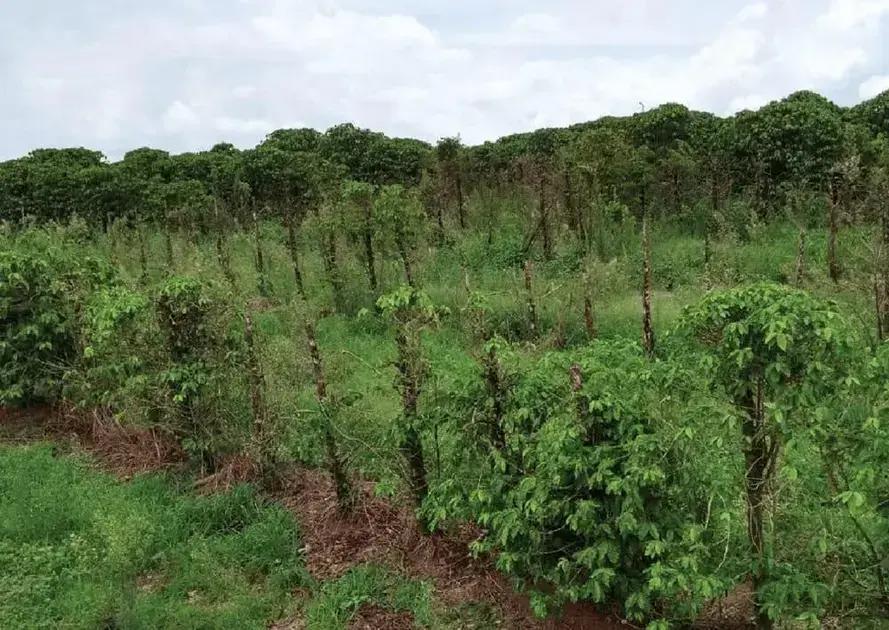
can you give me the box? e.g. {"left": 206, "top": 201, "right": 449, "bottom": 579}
{"left": 193, "top": 452, "right": 260, "bottom": 493}
{"left": 347, "top": 604, "right": 415, "bottom": 630}
{"left": 694, "top": 582, "right": 755, "bottom": 628}
{"left": 0, "top": 405, "right": 185, "bottom": 477}
{"left": 272, "top": 468, "right": 626, "bottom": 629}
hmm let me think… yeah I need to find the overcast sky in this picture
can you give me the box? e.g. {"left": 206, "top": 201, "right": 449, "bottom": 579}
{"left": 1, "top": 0, "right": 888, "bottom": 160}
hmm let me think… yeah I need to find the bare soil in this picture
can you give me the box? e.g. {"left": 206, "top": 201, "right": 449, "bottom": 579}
{"left": 272, "top": 468, "right": 626, "bottom": 629}
{"left": 0, "top": 405, "right": 185, "bottom": 477}
{"left": 694, "top": 582, "right": 755, "bottom": 629}
{"left": 348, "top": 604, "right": 415, "bottom": 630}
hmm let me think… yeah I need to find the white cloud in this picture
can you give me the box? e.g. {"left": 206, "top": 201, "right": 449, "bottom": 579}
{"left": 1, "top": 0, "right": 888, "bottom": 159}
{"left": 214, "top": 115, "right": 277, "bottom": 134}
{"left": 232, "top": 85, "right": 257, "bottom": 99}
{"left": 735, "top": 2, "right": 769, "bottom": 23}
{"left": 162, "top": 101, "right": 200, "bottom": 133}
{"left": 729, "top": 93, "right": 770, "bottom": 112}
{"left": 859, "top": 74, "right": 889, "bottom": 98}
{"left": 818, "top": 0, "right": 889, "bottom": 29}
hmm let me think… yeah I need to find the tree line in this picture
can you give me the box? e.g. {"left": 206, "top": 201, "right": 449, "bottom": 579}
{"left": 1, "top": 89, "right": 888, "bottom": 241}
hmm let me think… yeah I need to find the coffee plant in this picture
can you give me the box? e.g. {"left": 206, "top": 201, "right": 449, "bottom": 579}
{"left": 426, "top": 339, "right": 742, "bottom": 625}
{"left": 0, "top": 230, "right": 115, "bottom": 404}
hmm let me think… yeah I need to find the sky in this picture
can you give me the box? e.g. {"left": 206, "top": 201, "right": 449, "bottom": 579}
{"left": 1, "top": 0, "right": 888, "bottom": 160}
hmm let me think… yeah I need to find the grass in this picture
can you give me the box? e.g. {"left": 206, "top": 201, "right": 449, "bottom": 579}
{"left": 0, "top": 444, "right": 308, "bottom": 629}
{"left": 0, "top": 444, "right": 494, "bottom": 629}
{"left": 304, "top": 565, "right": 434, "bottom": 629}
{"left": 304, "top": 564, "right": 498, "bottom": 630}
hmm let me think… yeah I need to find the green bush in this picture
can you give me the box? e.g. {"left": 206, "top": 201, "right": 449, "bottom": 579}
{"left": 0, "top": 230, "right": 114, "bottom": 405}
{"left": 156, "top": 276, "right": 217, "bottom": 364}
{"left": 70, "top": 285, "right": 156, "bottom": 410}
{"left": 155, "top": 275, "right": 241, "bottom": 462}
{"left": 427, "top": 339, "right": 742, "bottom": 625}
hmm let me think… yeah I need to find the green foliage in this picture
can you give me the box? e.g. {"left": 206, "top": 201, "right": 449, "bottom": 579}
{"left": 732, "top": 91, "right": 845, "bottom": 197}
{"left": 321, "top": 123, "right": 431, "bottom": 186}
{"left": 678, "top": 283, "right": 869, "bottom": 624}
{"left": 376, "top": 285, "right": 439, "bottom": 324}
{"left": 5, "top": 88, "right": 889, "bottom": 629}
{"left": 427, "top": 340, "right": 739, "bottom": 624}
{"left": 679, "top": 282, "right": 857, "bottom": 409}
{"left": 811, "top": 344, "right": 889, "bottom": 618}
{"left": 0, "top": 230, "right": 114, "bottom": 404}
{"left": 373, "top": 184, "right": 426, "bottom": 251}
{"left": 850, "top": 89, "right": 889, "bottom": 138}
{"left": 155, "top": 276, "right": 239, "bottom": 459}
{"left": 72, "top": 286, "right": 155, "bottom": 409}
{"left": 156, "top": 276, "right": 217, "bottom": 363}
{"left": 304, "top": 565, "right": 435, "bottom": 629}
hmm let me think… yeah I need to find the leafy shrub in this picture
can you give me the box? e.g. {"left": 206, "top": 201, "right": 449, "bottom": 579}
{"left": 154, "top": 275, "right": 240, "bottom": 462}
{"left": 457, "top": 228, "right": 527, "bottom": 270}
{"left": 0, "top": 231, "right": 114, "bottom": 405}
{"left": 70, "top": 285, "right": 155, "bottom": 410}
{"left": 678, "top": 283, "right": 862, "bottom": 625}
{"left": 427, "top": 339, "right": 741, "bottom": 625}
{"left": 156, "top": 276, "right": 217, "bottom": 363}
{"left": 586, "top": 200, "right": 637, "bottom": 262}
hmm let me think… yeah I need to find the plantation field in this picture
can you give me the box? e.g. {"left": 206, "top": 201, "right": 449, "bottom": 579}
{"left": 2, "top": 210, "right": 887, "bottom": 629}
{"left": 3, "top": 90, "right": 889, "bottom": 628}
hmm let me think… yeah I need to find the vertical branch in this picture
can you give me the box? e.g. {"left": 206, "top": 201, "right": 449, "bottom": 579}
{"left": 583, "top": 274, "right": 599, "bottom": 341}
{"left": 539, "top": 178, "right": 553, "bottom": 261}
{"left": 216, "top": 232, "right": 236, "bottom": 290}
{"left": 395, "top": 323, "right": 428, "bottom": 507}
{"left": 523, "top": 260, "right": 539, "bottom": 340}
{"left": 321, "top": 232, "right": 345, "bottom": 312}
{"left": 569, "top": 363, "right": 594, "bottom": 443}
{"left": 827, "top": 178, "right": 841, "bottom": 284}
{"left": 435, "top": 197, "right": 446, "bottom": 247}
{"left": 214, "top": 201, "right": 236, "bottom": 290}
{"left": 463, "top": 268, "right": 488, "bottom": 341}
{"left": 305, "top": 318, "right": 353, "bottom": 511}
{"left": 641, "top": 216, "right": 655, "bottom": 358}
{"left": 138, "top": 225, "right": 150, "bottom": 285}
{"left": 395, "top": 227, "right": 415, "bottom": 288}
{"left": 565, "top": 166, "right": 584, "bottom": 243}
{"left": 794, "top": 228, "right": 806, "bottom": 287}
{"left": 164, "top": 226, "right": 175, "bottom": 271}
{"left": 456, "top": 170, "right": 466, "bottom": 229}
{"left": 108, "top": 220, "right": 121, "bottom": 268}
{"left": 285, "top": 213, "right": 306, "bottom": 299}
{"left": 361, "top": 197, "right": 378, "bottom": 292}
{"left": 483, "top": 344, "right": 507, "bottom": 453}
{"left": 244, "top": 310, "right": 272, "bottom": 477}
{"left": 253, "top": 211, "right": 271, "bottom": 298}
{"left": 739, "top": 375, "right": 775, "bottom": 630}
{"left": 554, "top": 306, "right": 567, "bottom": 349}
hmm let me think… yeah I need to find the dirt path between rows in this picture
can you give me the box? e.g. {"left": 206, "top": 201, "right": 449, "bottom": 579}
{"left": 270, "top": 469, "right": 627, "bottom": 629}
{"left": 0, "top": 405, "right": 185, "bottom": 476}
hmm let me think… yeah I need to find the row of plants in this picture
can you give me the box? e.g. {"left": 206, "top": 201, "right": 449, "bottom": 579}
{"left": 4, "top": 217, "right": 886, "bottom": 627}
